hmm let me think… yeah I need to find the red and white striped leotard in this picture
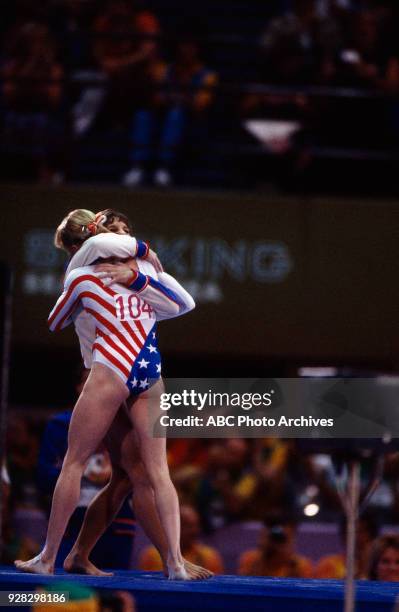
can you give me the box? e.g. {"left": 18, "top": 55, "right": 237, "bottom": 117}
{"left": 49, "top": 235, "right": 195, "bottom": 392}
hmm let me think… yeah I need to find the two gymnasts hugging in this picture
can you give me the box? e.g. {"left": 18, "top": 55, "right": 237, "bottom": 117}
{"left": 16, "top": 208, "right": 210, "bottom": 581}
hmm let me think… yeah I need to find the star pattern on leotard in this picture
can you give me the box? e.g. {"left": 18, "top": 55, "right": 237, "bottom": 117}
{"left": 128, "top": 326, "right": 161, "bottom": 395}
{"left": 139, "top": 378, "right": 149, "bottom": 389}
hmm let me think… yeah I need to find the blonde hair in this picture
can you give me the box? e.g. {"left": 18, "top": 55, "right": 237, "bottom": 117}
{"left": 54, "top": 209, "right": 109, "bottom": 253}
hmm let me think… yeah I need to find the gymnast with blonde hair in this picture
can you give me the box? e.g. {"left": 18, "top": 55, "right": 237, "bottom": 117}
{"left": 15, "top": 209, "right": 198, "bottom": 580}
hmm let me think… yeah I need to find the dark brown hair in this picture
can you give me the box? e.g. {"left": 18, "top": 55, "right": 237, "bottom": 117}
{"left": 99, "top": 209, "right": 132, "bottom": 234}
{"left": 368, "top": 535, "right": 399, "bottom": 580}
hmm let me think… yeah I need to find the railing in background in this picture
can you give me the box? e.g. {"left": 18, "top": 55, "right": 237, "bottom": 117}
{"left": 2, "top": 25, "right": 399, "bottom": 186}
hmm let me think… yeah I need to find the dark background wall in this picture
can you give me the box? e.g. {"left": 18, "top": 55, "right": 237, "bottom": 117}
{"left": 1, "top": 185, "right": 399, "bottom": 404}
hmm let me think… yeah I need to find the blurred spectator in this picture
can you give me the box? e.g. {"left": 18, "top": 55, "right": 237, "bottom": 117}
{"left": 196, "top": 440, "right": 255, "bottom": 532}
{"left": 238, "top": 514, "right": 313, "bottom": 577}
{"left": 6, "top": 415, "right": 39, "bottom": 499}
{"left": 259, "top": 0, "right": 342, "bottom": 86}
{"left": 1, "top": 460, "right": 40, "bottom": 564}
{"left": 1, "top": 0, "right": 52, "bottom": 34}
{"left": 123, "top": 32, "right": 218, "bottom": 188}
{"left": 315, "top": 511, "right": 379, "bottom": 579}
{"left": 100, "top": 590, "right": 136, "bottom": 612}
{"left": 1, "top": 22, "right": 65, "bottom": 182}
{"left": 309, "top": 6, "right": 397, "bottom": 159}
{"left": 241, "top": 0, "right": 336, "bottom": 171}
{"left": 92, "top": 0, "right": 162, "bottom": 125}
{"left": 333, "top": 9, "right": 387, "bottom": 89}
{"left": 169, "top": 439, "right": 208, "bottom": 508}
{"left": 168, "top": 439, "right": 209, "bottom": 472}
{"left": 249, "top": 440, "right": 340, "bottom": 521}
{"left": 33, "top": 583, "right": 99, "bottom": 612}
{"left": 37, "top": 369, "right": 136, "bottom": 570}
{"left": 32, "top": 582, "right": 136, "bottom": 611}
{"left": 250, "top": 439, "right": 295, "bottom": 518}
{"left": 382, "top": 452, "right": 399, "bottom": 521}
{"left": 139, "top": 504, "right": 224, "bottom": 574}
{"left": 94, "top": 0, "right": 160, "bottom": 70}
{"left": 368, "top": 535, "right": 399, "bottom": 582}
{"left": 50, "top": 0, "right": 99, "bottom": 72}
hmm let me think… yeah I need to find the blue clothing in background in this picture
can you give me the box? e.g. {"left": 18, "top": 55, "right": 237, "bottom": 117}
{"left": 37, "top": 410, "right": 135, "bottom": 569}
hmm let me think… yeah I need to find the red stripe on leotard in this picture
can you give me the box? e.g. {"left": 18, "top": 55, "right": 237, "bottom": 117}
{"left": 86, "top": 308, "right": 140, "bottom": 357}
{"left": 96, "top": 328, "right": 135, "bottom": 366}
{"left": 49, "top": 275, "right": 116, "bottom": 329}
{"left": 92, "top": 342, "right": 130, "bottom": 379}
{"left": 121, "top": 321, "right": 145, "bottom": 349}
{"left": 134, "top": 320, "right": 148, "bottom": 342}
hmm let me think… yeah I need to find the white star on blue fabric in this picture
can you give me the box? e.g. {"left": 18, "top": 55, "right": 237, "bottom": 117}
{"left": 156, "top": 364, "right": 162, "bottom": 373}
{"left": 138, "top": 358, "right": 149, "bottom": 369}
{"left": 130, "top": 377, "right": 138, "bottom": 388}
{"left": 152, "top": 332, "right": 156, "bottom": 339}
{"left": 139, "top": 378, "right": 149, "bottom": 389}
{"left": 147, "top": 344, "right": 157, "bottom": 353}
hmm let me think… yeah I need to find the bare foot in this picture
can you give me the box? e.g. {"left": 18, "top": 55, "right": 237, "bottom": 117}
{"left": 184, "top": 560, "right": 213, "bottom": 580}
{"left": 15, "top": 554, "right": 53, "bottom": 575}
{"left": 183, "top": 563, "right": 204, "bottom": 580}
{"left": 167, "top": 561, "right": 190, "bottom": 580}
{"left": 63, "top": 552, "right": 113, "bottom": 577}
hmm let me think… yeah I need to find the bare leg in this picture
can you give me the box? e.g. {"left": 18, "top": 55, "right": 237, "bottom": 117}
{"left": 127, "top": 439, "right": 211, "bottom": 579}
{"left": 65, "top": 409, "right": 169, "bottom": 575}
{"left": 65, "top": 410, "right": 136, "bottom": 574}
{"left": 66, "top": 408, "right": 212, "bottom": 578}
{"left": 103, "top": 409, "right": 170, "bottom": 571}
{"left": 64, "top": 468, "right": 131, "bottom": 576}
{"left": 128, "top": 380, "right": 188, "bottom": 580}
{"left": 15, "top": 364, "right": 128, "bottom": 574}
